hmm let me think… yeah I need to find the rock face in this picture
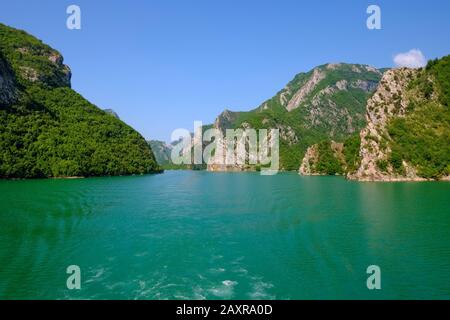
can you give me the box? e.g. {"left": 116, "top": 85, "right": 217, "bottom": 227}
{"left": 285, "top": 68, "right": 326, "bottom": 111}
{"left": 272, "top": 64, "right": 382, "bottom": 139}
{"left": 0, "top": 53, "right": 18, "bottom": 106}
{"left": 206, "top": 117, "right": 259, "bottom": 172}
{"left": 348, "top": 55, "right": 450, "bottom": 181}
{"left": 206, "top": 63, "right": 383, "bottom": 171}
{"left": 0, "top": 23, "right": 161, "bottom": 178}
{"left": 299, "top": 144, "right": 320, "bottom": 175}
{"left": 0, "top": 39, "right": 72, "bottom": 88}
{"left": 214, "top": 109, "right": 238, "bottom": 131}
{"left": 348, "top": 68, "right": 421, "bottom": 181}
{"left": 299, "top": 140, "right": 345, "bottom": 175}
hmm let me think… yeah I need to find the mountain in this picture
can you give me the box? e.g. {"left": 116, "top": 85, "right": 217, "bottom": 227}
{"left": 209, "top": 63, "right": 384, "bottom": 170}
{"left": 148, "top": 140, "right": 173, "bottom": 166}
{"left": 0, "top": 23, "right": 161, "bottom": 178}
{"left": 348, "top": 56, "right": 450, "bottom": 181}
{"left": 148, "top": 138, "right": 194, "bottom": 170}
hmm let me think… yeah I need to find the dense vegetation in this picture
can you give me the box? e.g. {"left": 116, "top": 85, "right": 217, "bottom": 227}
{"left": 304, "top": 134, "right": 361, "bottom": 176}
{"left": 0, "top": 23, "right": 161, "bottom": 178}
{"left": 386, "top": 55, "right": 450, "bottom": 179}
{"left": 343, "top": 133, "right": 362, "bottom": 172}
{"left": 314, "top": 141, "right": 344, "bottom": 175}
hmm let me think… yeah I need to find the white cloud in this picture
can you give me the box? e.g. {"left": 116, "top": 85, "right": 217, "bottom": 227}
{"left": 393, "top": 49, "right": 426, "bottom": 68}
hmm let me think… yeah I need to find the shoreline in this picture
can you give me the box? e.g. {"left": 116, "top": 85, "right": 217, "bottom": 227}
{"left": 1, "top": 169, "right": 448, "bottom": 182}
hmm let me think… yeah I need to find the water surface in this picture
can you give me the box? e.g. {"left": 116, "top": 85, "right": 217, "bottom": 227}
{"left": 0, "top": 171, "right": 449, "bottom": 299}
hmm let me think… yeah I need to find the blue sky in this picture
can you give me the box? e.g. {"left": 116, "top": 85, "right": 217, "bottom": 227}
{"left": 1, "top": 0, "right": 450, "bottom": 141}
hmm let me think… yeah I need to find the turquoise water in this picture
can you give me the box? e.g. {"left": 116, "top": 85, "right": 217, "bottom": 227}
{"left": 0, "top": 171, "right": 449, "bottom": 299}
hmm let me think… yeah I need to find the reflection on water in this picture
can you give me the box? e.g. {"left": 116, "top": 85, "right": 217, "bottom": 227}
{"left": 0, "top": 171, "right": 449, "bottom": 299}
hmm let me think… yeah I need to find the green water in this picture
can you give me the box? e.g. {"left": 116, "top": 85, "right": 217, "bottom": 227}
{"left": 0, "top": 171, "right": 449, "bottom": 299}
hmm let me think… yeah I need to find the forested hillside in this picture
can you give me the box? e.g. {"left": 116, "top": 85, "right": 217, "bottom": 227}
{"left": 0, "top": 23, "right": 161, "bottom": 178}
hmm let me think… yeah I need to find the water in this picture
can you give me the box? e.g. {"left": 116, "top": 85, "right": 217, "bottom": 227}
{"left": 0, "top": 171, "right": 449, "bottom": 299}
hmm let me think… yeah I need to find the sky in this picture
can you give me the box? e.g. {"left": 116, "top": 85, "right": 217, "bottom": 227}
{"left": 1, "top": 0, "right": 450, "bottom": 141}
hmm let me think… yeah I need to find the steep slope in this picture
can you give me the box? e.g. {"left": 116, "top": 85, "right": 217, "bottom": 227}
{"left": 148, "top": 139, "right": 195, "bottom": 170}
{"left": 0, "top": 23, "right": 161, "bottom": 178}
{"left": 209, "top": 63, "right": 383, "bottom": 170}
{"left": 349, "top": 56, "right": 450, "bottom": 181}
{"left": 298, "top": 133, "right": 361, "bottom": 175}
{"left": 299, "top": 140, "right": 345, "bottom": 175}
{"left": 148, "top": 140, "right": 173, "bottom": 166}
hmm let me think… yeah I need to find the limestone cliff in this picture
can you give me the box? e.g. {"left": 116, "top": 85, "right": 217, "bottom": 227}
{"left": 349, "top": 55, "right": 450, "bottom": 181}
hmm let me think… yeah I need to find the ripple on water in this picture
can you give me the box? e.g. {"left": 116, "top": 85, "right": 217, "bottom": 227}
{"left": 85, "top": 266, "right": 107, "bottom": 284}
{"left": 248, "top": 279, "right": 275, "bottom": 300}
{"left": 207, "top": 280, "right": 238, "bottom": 299}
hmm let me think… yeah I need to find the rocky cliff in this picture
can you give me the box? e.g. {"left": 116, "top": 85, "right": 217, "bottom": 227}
{"left": 348, "top": 56, "right": 450, "bottom": 181}
{"left": 0, "top": 52, "right": 18, "bottom": 106}
{"left": 348, "top": 68, "right": 422, "bottom": 181}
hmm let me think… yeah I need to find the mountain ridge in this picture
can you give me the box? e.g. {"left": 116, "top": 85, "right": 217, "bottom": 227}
{"left": 208, "top": 62, "right": 384, "bottom": 170}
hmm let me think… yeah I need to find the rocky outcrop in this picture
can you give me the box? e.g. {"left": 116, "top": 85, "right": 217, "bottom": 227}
{"left": 18, "top": 49, "right": 71, "bottom": 88}
{"left": 1, "top": 25, "right": 71, "bottom": 88}
{"left": 278, "top": 64, "right": 383, "bottom": 142}
{"left": 214, "top": 109, "right": 238, "bottom": 133}
{"left": 299, "top": 144, "right": 320, "bottom": 175}
{"left": 206, "top": 120, "right": 257, "bottom": 172}
{"left": 348, "top": 68, "right": 426, "bottom": 181}
{"left": 1, "top": 29, "right": 71, "bottom": 105}
{"left": 276, "top": 124, "right": 298, "bottom": 145}
{"left": 285, "top": 68, "right": 325, "bottom": 111}
{"left": 299, "top": 141, "right": 345, "bottom": 175}
{"left": 0, "top": 53, "right": 18, "bottom": 106}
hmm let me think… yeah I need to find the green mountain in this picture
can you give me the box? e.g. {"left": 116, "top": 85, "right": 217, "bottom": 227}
{"left": 348, "top": 55, "right": 450, "bottom": 181}
{"left": 0, "top": 23, "right": 161, "bottom": 178}
{"left": 210, "top": 63, "right": 384, "bottom": 170}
